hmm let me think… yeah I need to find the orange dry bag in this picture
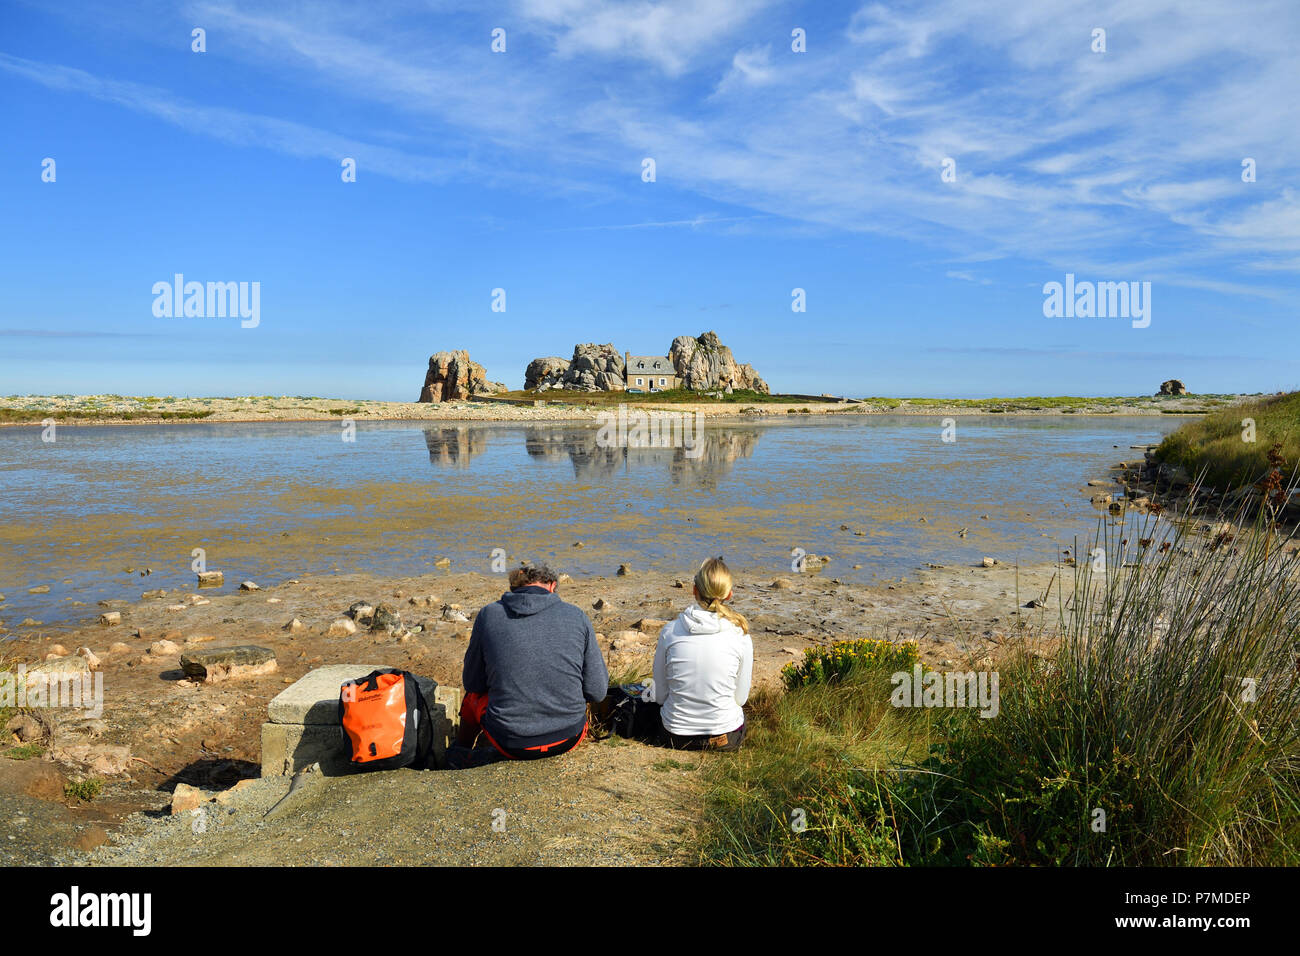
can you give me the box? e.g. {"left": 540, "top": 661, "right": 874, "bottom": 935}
{"left": 338, "top": 669, "right": 432, "bottom": 771}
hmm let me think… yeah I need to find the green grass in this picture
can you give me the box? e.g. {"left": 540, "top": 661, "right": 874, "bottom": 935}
{"left": 699, "top": 507, "right": 1300, "bottom": 866}
{"left": 607, "top": 660, "right": 653, "bottom": 686}
{"left": 1155, "top": 390, "right": 1300, "bottom": 490}
{"left": 697, "top": 665, "right": 939, "bottom": 865}
{"left": 64, "top": 778, "right": 104, "bottom": 802}
{"left": 652, "top": 758, "right": 699, "bottom": 772}
{"left": 5, "top": 743, "right": 44, "bottom": 761}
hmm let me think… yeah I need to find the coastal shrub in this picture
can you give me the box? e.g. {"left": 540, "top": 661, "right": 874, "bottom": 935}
{"left": 6, "top": 744, "right": 44, "bottom": 761}
{"left": 64, "top": 778, "right": 103, "bottom": 802}
{"left": 699, "top": 651, "right": 938, "bottom": 865}
{"left": 907, "top": 508, "right": 1300, "bottom": 865}
{"left": 1156, "top": 390, "right": 1300, "bottom": 490}
{"left": 781, "top": 638, "right": 920, "bottom": 690}
{"left": 703, "top": 509, "right": 1300, "bottom": 866}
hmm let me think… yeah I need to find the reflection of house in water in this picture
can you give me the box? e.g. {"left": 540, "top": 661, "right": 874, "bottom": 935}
{"left": 522, "top": 426, "right": 760, "bottom": 486}
{"left": 523, "top": 428, "right": 624, "bottom": 480}
{"left": 422, "top": 426, "right": 487, "bottom": 466}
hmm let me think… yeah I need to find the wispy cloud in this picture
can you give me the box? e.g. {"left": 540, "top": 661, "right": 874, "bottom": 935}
{"left": 7, "top": 0, "right": 1300, "bottom": 296}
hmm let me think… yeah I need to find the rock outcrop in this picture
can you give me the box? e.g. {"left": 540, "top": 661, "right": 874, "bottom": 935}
{"left": 526, "top": 344, "right": 626, "bottom": 392}
{"left": 1158, "top": 379, "right": 1188, "bottom": 396}
{"left": 524, "top": 333, "right": 768, "bottom": 394}
{"left": 562, "top": 343, "right": 626, "bottom": 392}
{"left": 669, "top": 331, "right": 769, "bottom": 393}
{"left": 524, "top": 356, "right": 570, "bottom": 391}
{"left": 418, "top": 350, "right": 506, "bottom": 403}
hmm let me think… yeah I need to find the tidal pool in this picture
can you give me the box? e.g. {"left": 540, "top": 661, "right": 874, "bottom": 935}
{"left": 0, "top": 415, "right": 1181, "bottom": 630}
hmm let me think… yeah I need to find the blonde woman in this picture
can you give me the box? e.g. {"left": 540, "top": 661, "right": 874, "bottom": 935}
{"left": 651, "top": 557, "right": 754, "bottom": 751}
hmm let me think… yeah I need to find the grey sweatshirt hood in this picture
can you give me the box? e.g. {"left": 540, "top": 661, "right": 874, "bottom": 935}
{"left": 500, "top": 586, "right": 560, "bottom": 616}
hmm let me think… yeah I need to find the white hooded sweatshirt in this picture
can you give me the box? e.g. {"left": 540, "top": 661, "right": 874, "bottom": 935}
{"left": 652, "top": 604, "right": 754, "bottom": 736}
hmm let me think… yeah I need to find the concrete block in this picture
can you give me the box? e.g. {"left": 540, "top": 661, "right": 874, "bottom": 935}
{"left": 267, "top": 664, "right": 383, "bottom": 724}
{"left": 261, "top": 665, "right": 455, "bottom": 776}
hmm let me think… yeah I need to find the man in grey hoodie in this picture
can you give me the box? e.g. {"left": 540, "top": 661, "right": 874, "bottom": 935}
{"left": 449, "top": 564, "right": 608, "bottom": 767}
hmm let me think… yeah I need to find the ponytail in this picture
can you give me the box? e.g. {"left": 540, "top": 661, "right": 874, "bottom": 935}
{"left": 693, "top": 557, "right": 749, "bottom": 634}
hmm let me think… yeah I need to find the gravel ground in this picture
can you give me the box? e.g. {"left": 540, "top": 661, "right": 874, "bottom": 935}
{"left": 80, "top": 737, "right": 702, "bottom": 867}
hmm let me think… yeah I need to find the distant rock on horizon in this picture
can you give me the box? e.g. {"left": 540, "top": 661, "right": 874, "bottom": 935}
{"left": 524, "top": 356, "right": 570, "bottom": 391}
{"left": 1158, "top": 379, "right": 1189, "bottom": 396}
{"left": 669, "top": 331, "right": 769, "bottom": 393}
{"left": 523, "top": 331, "right": 768, "bottom": 394}
{"left": 526, "top": 344, "right": 626, "bottom": 392}
{"left": 418, "top": 350, "right": 506, "bottom": 402}
{"left": 564, "top": 343, "right": 626, "bottom": 391}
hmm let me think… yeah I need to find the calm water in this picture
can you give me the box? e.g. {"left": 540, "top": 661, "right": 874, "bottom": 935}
{"left": 0, "top": 416, "right": 1180, "bottom": 631}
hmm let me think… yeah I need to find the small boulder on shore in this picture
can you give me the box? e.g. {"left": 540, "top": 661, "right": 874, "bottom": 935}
{"left": 328, "top": 618, "right": 358, "bottom": 637}
{"left": 346, "top": 602, "right": 375, "bottom": 625}
{"left": 180, "top": 645, "right": 277, "bottom": 684}
{"left": 170, "top": 783, "right": 205, "bottom": 815}
{"left": 370, "top": 604, "right": 401, "bottom": 632}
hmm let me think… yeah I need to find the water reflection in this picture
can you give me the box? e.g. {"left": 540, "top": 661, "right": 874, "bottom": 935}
{"left": 489, "top": 425, "right": 764, "bottom": 484}
{"left": 422, "top": 426, "right": 487, "bottom": 466}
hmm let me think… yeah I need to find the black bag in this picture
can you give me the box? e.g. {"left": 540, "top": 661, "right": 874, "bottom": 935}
{"left": 602, "top": 685, "right": 663, "bottom": 740}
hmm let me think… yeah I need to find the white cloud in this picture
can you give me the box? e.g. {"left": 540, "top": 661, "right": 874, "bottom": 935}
{"left": 517, "top": 0, "right": 773, "bottom": 75}
{"left": 713, "top": 45, "right": 776, "bottom": 96}
{"left": 10, "top": 0, "right": 1300, "bottom": 292}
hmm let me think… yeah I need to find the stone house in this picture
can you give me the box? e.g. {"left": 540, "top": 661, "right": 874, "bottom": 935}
{"left": 624, "top": 353, "right": 678, "bottom": 392}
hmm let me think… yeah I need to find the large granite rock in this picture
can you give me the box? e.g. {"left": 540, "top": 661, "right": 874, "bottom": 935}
{"left": 669, "top": 331, "right": 769, "bottom": 393}
{"left": 1158, "top": 379, "right": 1188, "bottom": 396}
{"left": 525, "top": 356, "right": 570, "bottom": 391}
{"left": 561, "top": 343, "right": 625, "bottom": 392}
{"left": 418, "top": 350, "right": 506, "bottom": 402}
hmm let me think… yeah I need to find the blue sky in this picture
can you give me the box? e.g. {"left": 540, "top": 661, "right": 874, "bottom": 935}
{"left": 2, "top": 0, "right": 1298, "bottom": 400}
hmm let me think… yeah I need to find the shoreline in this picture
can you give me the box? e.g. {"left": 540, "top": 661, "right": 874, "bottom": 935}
{"left": 1, "top": 558, "right": 1063, "bottom": 864}
{"left": 0, "top": 392, "right": 1244, "bottom": 428}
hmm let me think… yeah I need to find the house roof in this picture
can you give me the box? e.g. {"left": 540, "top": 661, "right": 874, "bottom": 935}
{"left": 626, "top": 356, "right": 674, "bottom": 375}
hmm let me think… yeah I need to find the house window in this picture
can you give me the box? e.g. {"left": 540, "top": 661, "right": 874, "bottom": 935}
{"left": 636, "top": 378, "right": 643, "bottom": 386}
{"left": 659, "top": 378, "right": 666, "bottom": 386}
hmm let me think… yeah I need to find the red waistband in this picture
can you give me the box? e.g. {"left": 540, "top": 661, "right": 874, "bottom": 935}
{"left": 482, "top": 720, "right": 588, "bottom": 759}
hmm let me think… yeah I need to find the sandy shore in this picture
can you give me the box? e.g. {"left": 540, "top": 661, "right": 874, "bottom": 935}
{"left": 0, "top": 392, "right": 1241, "bottom": 426}
{"left": 1, "top": 559, "right": 1064, "bottom": 864}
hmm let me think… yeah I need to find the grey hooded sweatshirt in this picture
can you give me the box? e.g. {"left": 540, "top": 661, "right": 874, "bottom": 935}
{"left": 462, "top": 586, "right": 609, "bottom": 749}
